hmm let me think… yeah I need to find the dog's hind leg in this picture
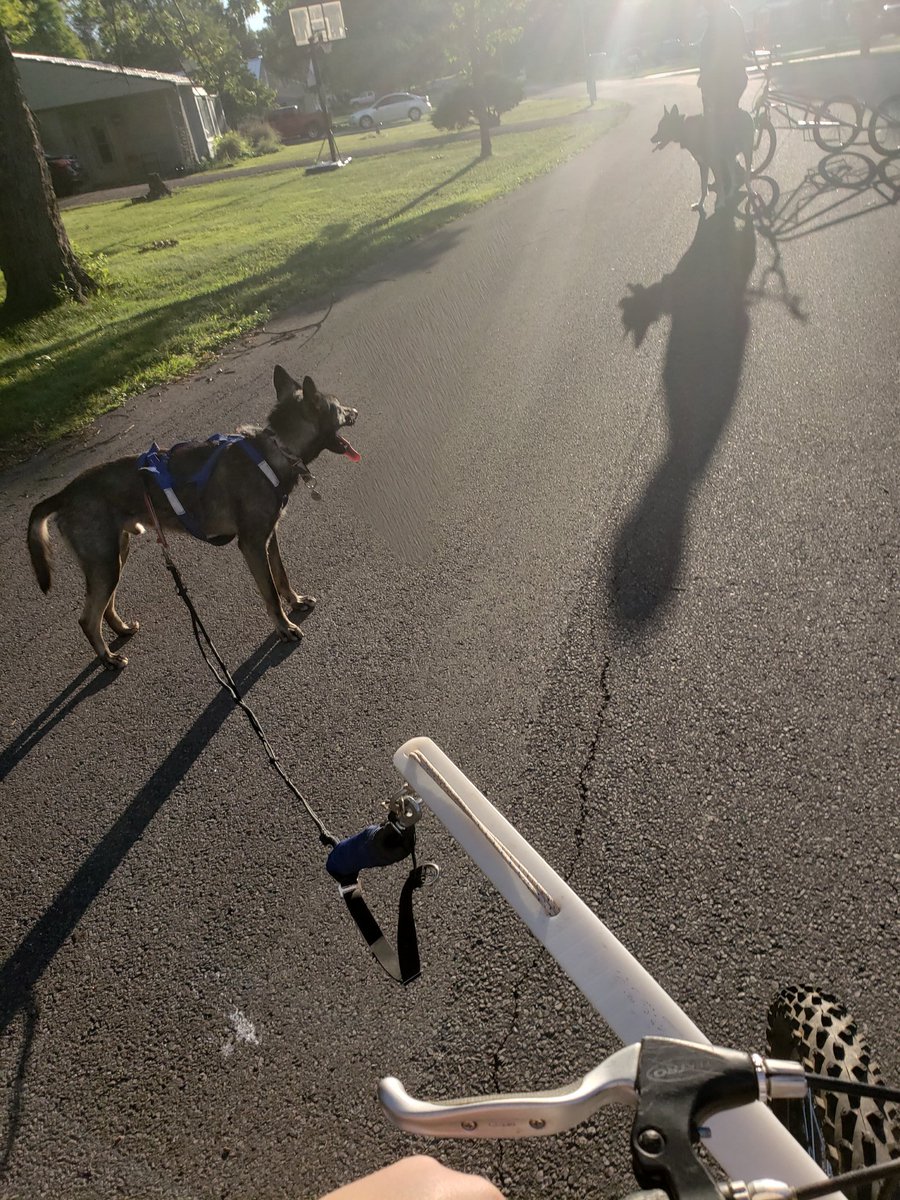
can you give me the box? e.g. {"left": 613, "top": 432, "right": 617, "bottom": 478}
{"left": 58, "top": 511, "right": 129, "bottom": 668}
{"left": 79, "top": 544, "right": 129, "bottom": 669}
{"left": 268, "top": 531, "right": 316, "bottom": 614}
{"left": 239, "top": 534, "right": 303, "bottom": 641}
{"left": 692, "top": 165, "right": 709, "bottom": 212}
{"left": 103, "top": 532, "right": 140, "bottom": 638}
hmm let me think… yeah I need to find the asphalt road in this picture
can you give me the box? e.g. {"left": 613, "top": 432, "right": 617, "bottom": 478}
{"left": 1, "top": 65, "right": 898, "bottom": 1200}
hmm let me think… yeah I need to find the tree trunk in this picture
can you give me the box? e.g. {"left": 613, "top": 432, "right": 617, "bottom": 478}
{"left": 472, "top": 55, "right": 492, "bottom": 159}
{"left": 0, "top": 24, "right": 96, "bottom": 321}
{"left": 476, "top": 108, "right": 493, "bottom": 159}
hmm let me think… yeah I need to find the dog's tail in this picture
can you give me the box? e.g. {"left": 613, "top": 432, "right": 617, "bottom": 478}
{"left": 27, "top": 493, "right": 63, "bottom": 593}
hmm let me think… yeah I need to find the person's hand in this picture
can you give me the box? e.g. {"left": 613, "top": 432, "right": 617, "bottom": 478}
{"left": 319, "top": 1154, "right": 505, "bottom": 1200}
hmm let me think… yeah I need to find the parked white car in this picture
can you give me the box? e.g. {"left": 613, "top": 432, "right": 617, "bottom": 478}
{"left": 349, "top": 89, "right": 376, "bottom": 108}
{"left": 349, "top": 92, "right": 432, "bottom": 130}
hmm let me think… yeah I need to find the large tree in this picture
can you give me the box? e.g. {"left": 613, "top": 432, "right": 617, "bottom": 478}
{"left": 445, "top": 0, "right": 527, "bottom": 158}
{"left": 19, "top": 0, "right": 88, "bottom": 56}
{"left": 256, "top": 0, "right": 448, "bottom": 101}
{"left": 67, "top": 0, "right": 269, "bottom": 123}
{"left": 0, "top": 22, "right": 95, "bottom": 319}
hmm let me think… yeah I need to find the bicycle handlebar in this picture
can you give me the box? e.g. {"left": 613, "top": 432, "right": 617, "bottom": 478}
{"left": 379, "top": 1044, "right": 641, "bottom": 1139}
{"left": 389, "top": 738, "right": 851, "bottom": 1200}
{"left": 381, "top": 1040, "right": 815, "bottom": 1200}
{"left": 379, "top": 1044, "right": 808, "bottom": 1140}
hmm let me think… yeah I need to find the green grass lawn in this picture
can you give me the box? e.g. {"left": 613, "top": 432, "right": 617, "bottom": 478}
{"left": 0, "top": 103, "right": 623, "bottom": 463}
{"left": 198, "top": 94, "right": 599, "bottom": 177}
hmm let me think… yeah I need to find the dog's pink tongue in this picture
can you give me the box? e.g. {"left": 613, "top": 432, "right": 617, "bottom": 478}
{"left": 339, "top": 436, "right": 361, "bottom": 462}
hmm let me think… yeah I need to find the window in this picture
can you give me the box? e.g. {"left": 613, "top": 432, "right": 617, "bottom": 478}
{"left": 92, "top": 124, "right": 114, "bottom": 164}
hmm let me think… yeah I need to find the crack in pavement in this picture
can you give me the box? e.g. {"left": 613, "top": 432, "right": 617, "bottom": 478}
{"left": 490, "top": 651, "right": 614, "bottom": 1189}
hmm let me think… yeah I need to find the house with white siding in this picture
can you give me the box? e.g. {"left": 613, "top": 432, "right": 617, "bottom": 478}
{"left": 14, "top": 53, "right": 225, "bottom": 188}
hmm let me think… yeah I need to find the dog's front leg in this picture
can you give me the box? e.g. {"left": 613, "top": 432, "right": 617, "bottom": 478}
{"left": 693, "top": 164, "right": 709, "bottom": 212}
{"left": 238, "top": 534, "right": 302, "bottom": 640}
{"left": 268, "top": 530, "right": 316, "bottom": 614}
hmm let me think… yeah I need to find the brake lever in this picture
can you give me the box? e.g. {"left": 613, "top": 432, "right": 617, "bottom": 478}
{"left": 378, "top": 1043, "right": 640, "bottom": 1139}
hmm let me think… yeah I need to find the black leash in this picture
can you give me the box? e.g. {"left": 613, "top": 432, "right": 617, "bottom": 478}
{"left": 141, "top": 486, "right": 431, "bottom": 984}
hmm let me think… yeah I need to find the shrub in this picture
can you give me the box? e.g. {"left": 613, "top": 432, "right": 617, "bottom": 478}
{"left": 431, "top": 73, "right": 524, "bottom": 131}
{"left": 213, "top": 130, "right": 253, "bottom": 163}
{"left": 482, "top": 71, "right": 525, "bottom": 122}
{"left": 238, "top": 118, "right": 283, "bottom": 156}
{"left": 432, "top": 84, "right": 476, "bottom": 131}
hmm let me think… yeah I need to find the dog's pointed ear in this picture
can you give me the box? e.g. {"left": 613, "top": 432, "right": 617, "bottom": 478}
{"left": 671, "top": 103, "right": 679, "bottom": 115}
{"left": 664, "top": 104, "right": 669, "bottom": 115}
{"left": 274, "top": 364, "right": 301, "bottom": 403}
{"left": 302, "top": 375, "right": 327, "bottom": 408}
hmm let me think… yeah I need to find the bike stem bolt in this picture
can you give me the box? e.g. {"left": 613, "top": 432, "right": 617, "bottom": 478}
{"left": 637, "top": 1128, "right": 666, "bottom": 1156}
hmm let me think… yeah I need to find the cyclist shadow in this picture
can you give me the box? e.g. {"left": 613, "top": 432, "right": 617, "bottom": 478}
{"left": 611, "top": 209, "right": 757, "bottom": 631}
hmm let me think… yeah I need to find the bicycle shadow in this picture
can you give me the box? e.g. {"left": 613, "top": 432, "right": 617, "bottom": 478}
{"left": 0, "top": 634, "right": 297, "bottom": 1046}
{"left": 750, "top": 151, "right": 900, "bottom": 244}
{"left": 610, "top": 209, "right": 757, "bottom": 631}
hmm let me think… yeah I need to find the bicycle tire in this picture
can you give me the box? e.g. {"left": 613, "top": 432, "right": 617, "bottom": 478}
{"left": 813, "top": 95, "right": 863, "bottom": 152}
{"left": 752, "top": 116, "right": 776, "bottom": 174}
{"left": 767, "top": 985, "right": 900, "bottom": 1200}
{"left": 868, "top": 93, "right": 900, "bottom": 158}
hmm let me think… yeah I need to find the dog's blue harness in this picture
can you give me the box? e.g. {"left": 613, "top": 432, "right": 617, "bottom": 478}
{"left": 138, "top": 434, "right": 283, "bottom": 543}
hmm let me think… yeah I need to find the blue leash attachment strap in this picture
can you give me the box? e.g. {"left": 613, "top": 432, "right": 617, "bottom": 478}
{"left": 326, "top": 818, "right": 437, "bottom": 985}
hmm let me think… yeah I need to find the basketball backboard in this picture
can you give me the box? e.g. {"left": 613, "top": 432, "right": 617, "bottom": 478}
{"left": 289, "top": 2, "right": 346, "bottom": 46}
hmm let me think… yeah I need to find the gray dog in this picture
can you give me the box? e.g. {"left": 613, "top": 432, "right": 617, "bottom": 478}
{"left": 651, "top": 103, "right": 754, "bottom": 212}
{"left": 27, "top": 366, "right": 359, "bottom": 668}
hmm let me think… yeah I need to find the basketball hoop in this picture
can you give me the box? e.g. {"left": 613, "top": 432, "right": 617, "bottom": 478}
{"left": 287, "top": 2, "right": 350, "bottom": 173}
{"left": 289, "top": 2, "right": 346, "bottom": 47}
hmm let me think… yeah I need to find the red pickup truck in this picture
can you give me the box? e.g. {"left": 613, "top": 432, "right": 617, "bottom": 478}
{"left": 265, "top": 106, "right": 330, "bottom": 141}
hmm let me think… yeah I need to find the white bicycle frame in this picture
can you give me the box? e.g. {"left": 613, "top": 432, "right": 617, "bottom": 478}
{"left": 392, "top": 736, "right": 844, "bottom": 1200}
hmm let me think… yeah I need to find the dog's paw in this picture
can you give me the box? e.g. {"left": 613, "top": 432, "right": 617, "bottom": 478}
{"left": 290, "top": 594, "right": 317, "bottom": 613}
{"left": 107, "top": 617, "right": 140, "bottom": 636}
{"left": 277, "top": 621, "right": 304, "bottom": 642}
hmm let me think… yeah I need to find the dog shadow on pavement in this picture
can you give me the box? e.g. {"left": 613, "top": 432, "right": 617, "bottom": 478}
{"left": 0, "top": 662, "right": 119, "bottom": 785}
{"left": 0, "top": 991, "right": 37, "bottom": 1178}
{"left": 611, "top": 209, "right": 757, "bottom": 631}
{"left": 0, "top": 630, "right": 298, "bottom": 1150}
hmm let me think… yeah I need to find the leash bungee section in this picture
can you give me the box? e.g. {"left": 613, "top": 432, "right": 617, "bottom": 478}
{"left": 139, "top": 480, "right": 436, "bottom": 986}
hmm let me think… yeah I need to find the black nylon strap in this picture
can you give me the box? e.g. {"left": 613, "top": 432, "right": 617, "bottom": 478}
{"left": 339, "top": 867, "right": 427, "bottom": 985}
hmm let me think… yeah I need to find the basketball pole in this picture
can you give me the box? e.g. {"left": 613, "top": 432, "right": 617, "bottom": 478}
{"left": 309, "top": 32, "right": 342, "bottom": 164}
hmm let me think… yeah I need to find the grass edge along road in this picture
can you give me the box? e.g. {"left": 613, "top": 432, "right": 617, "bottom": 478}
{"left": 0, "top": 103, "right": 625, "bottom": 466}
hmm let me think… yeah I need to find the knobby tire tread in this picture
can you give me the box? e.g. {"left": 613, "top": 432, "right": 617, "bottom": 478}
{"left": 767, "top": 985, "right": 900, "bottom": 1200}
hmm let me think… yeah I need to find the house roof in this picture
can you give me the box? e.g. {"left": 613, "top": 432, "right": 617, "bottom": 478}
{"left": 13, "top": 52, "right": 207, "bottom": 110}
{"left": 13, "top": 53, "right": 192, "bottom": 85}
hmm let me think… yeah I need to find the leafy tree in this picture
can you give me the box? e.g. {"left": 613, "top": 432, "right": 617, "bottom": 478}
{"left": 0, "top": 22, "right": 96, "bottom": 319}
{"left": 19, "top": 0, "right": 87, "bottom": 56}
{"left": 67, "top": 0, "right": 272, "bottom": 122}
{"left": 442, "top": 0, "right": 527, "bottom": 158}
{"left": 0, "top": 0, "right": 34, "bottom": 43}
{"left": 257, "top": 0, "right": 448, "bottom": 101}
